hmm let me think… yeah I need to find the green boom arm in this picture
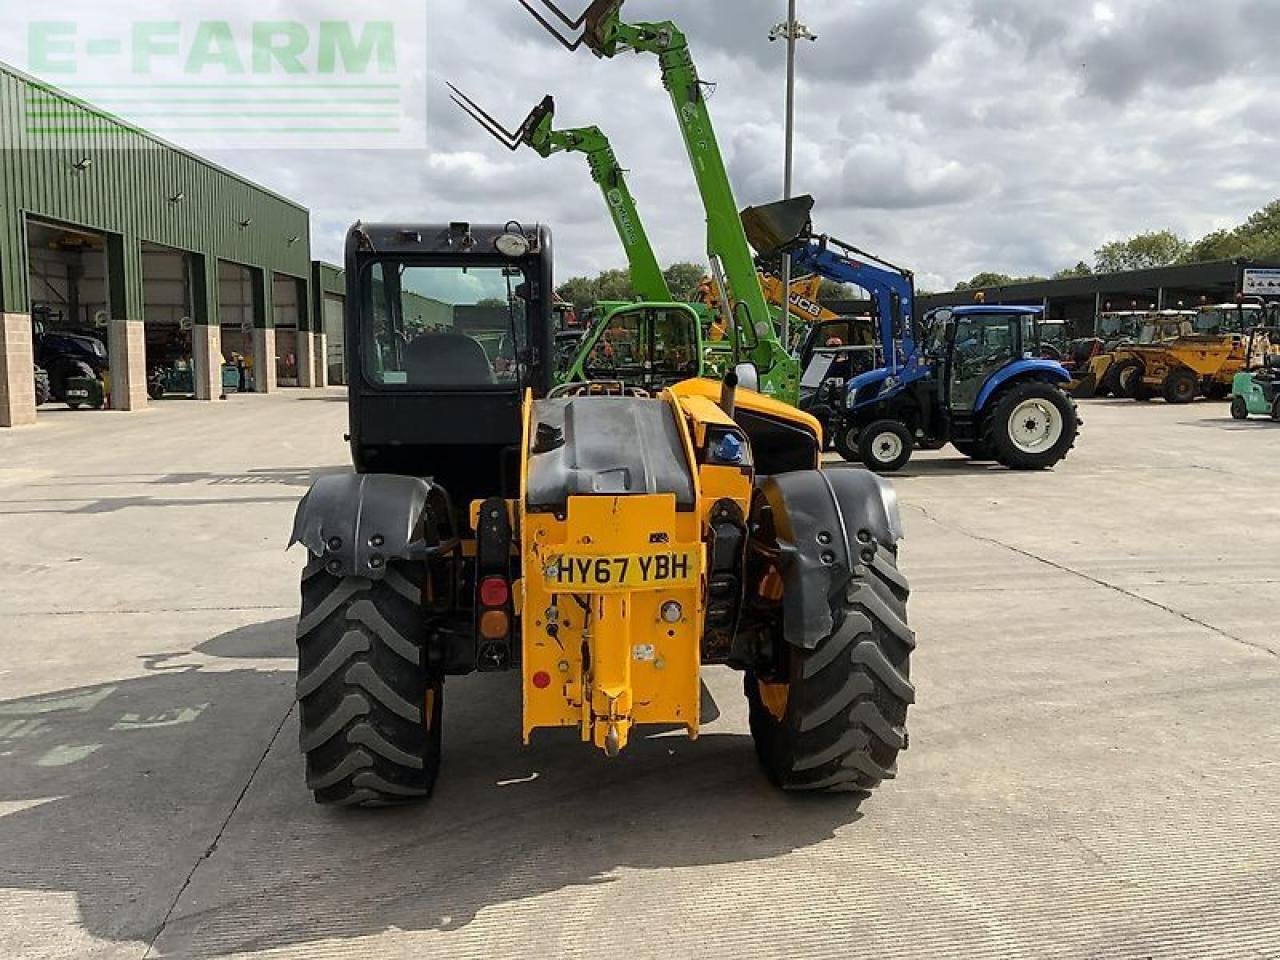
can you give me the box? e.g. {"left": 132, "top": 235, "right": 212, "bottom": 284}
{"left": 517, "top": 0, "right": 801, "bottom": 402}
{"left": 448, "top": 90, "right": 672, "bottom": 303}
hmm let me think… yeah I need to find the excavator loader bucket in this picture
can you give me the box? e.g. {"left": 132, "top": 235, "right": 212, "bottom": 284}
{"left": 741, "top": 195, "right": 816, "bottom": 257}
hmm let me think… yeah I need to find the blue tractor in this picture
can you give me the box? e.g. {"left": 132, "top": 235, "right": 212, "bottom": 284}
{"left": 742, "top": 196, "right": 1079, "bottom": 473}
{"left": 838, "top": 304, "right": 1079, "bottom": 472}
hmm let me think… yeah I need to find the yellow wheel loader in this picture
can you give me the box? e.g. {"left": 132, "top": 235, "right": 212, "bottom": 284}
{"left": 1114, "top": 302, "right": 1259, "bottom": 403}
{"left": 288, "top": 222, "right": 914, "bottom": 807}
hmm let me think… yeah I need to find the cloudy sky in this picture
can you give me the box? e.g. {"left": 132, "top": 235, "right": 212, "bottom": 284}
{"left": 11, "top": 0, "right": 1280, "bottom": 291}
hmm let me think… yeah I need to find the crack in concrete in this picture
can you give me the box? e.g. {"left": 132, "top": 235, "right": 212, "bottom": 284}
{"left": 2, "top": 605, "right": 294, "bottom": 617}
{"left": 141, "top": 701, "right": 296, "bottom": 959}
{"left": 906, "top": 503, "right": 1278, "bottom": 661}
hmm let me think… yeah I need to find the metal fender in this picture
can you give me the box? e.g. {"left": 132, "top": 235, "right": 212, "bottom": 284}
{"left": 975, "top": 359, "right": 1071, "bottom": 412}
{"left": 757, "top": 469, "right": 903, "bottom": 650}
{"left": 289, "top": 473, "right": 440, "bottom": 580}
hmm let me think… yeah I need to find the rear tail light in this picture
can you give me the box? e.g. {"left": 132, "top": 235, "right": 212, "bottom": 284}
{"left": 479, "top": 576, "right": 510, "bottom": 608}
{"left": 479, "top": 610, "right": 510, "bottom": 640}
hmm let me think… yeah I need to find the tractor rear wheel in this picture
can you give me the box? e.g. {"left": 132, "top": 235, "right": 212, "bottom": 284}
{"left": 986, "top": 381, "right": 1078, "bottom": 470}
{"left": 857, "top": 420, "right": 915, "bottom": 473}
{"left": 1231, "top": 396, "right": 1249, "bottom": 420}
{"left": 1272, "top": 397, "right": 1280, "bottom": 423}
{"left": 1161, "top": 368, "right": 1198, "bottom": 404}
{"left": 746, "top": 548, "right": 914, "bottom": 797}
{"left": 295, "top": 557, "right": 441, "bottom": 806}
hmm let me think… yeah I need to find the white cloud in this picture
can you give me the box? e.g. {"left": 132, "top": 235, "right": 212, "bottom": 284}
{"left": 19, "top": 0, "right": 1272, "bottom": 290}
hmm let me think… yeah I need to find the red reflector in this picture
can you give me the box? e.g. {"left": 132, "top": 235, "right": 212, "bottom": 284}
{"left": 532, "top": 671, "right": 551, "bottom": 689}
{"left": 479, "top": 576, "right": 509, "bottom": 608}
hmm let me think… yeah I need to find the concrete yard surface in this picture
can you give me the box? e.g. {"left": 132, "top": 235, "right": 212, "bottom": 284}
{"left": 0, "top": 391, "right": 1277, "bottom": 959}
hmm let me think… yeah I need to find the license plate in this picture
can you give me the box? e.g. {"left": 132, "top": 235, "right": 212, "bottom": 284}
{"left": 545, "top": 549, "right": 698, "bottom": 591}
{"left": 66, "top": 390, "right": 89, "bottom": 398}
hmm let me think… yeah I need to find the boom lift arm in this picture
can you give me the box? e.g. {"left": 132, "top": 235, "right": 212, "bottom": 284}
{"left": 517, "top": 0, "right": 805, "bottom": 402}
{"left": 448, "top": 88, "right": 673, "bottom": 303}
{"left": 743, "top": 195, "right": 918, "bottom": 373}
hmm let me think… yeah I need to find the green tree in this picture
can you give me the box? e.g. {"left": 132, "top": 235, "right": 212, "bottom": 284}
{"left": 662, "top": 262, "right": 707, "bottom": 300}
{"left": 556, "top": 275, "right": 600, "bottom": 314}
{"left": 954, "top": 272, "right": 1014, "bottom": 291}
{"left": 1181, "top": 200, "right": 1280, "bottom": 263}
{"left": 1181, "top": 229, "right": 1241, "bottom": 263}
{"left": 1093, "top": 230, "right": 1188, "bottom": 273}
{"left": 1052, "top": 261, "right": 1093, "bottom": 279}
{"left": 818, "top": 278, "right": 858, "bottom": 300}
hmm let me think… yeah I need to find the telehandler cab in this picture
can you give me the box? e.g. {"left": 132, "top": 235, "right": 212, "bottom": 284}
{"left": 289, "top": 221, "right": 914, "bottom": 806}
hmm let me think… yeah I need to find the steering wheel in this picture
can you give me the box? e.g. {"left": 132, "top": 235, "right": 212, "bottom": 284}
{"left": 549, "top": 380, "right": 651, "bottom": 399}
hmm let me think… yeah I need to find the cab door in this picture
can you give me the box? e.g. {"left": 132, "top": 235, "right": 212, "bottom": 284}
{"left": 948, "top": 314, "right": 1017, "bottom": 411}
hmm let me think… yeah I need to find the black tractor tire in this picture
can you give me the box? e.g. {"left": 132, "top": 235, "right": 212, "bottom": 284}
{"left": 1097, "top": 362, "right": 1125, "bottom": 397}
{"left": 1113, "top": 360, "right": 1144, "bottom": 399}
{"left": 857, "top": 420, "right": 915, "bottom": 474}
{"left": 832, "top": 422, "right": 860, "bottom": 463}
{"left": 807, "top": 404, "right": 836, "bottom": 451}
{"left": 148, "top": 380, "right": 166, "bottom": 401}
{"left": 985, "top": 381, "right": 1078, "bottom": 471}
{"left": 34, "top": 367, "right": 51, "bottom": 407}
{"left": 951, "top": 439, "right": 992, "bottom": 460}
{"left": 1072, "top": 372, "right": 1098, "bottom": 399}
{"left": 1161, "top": 368, "right": 1198, "bottom": 404}
{"left": 1231, "top": 396, "right": 1249, "bottom": 420}
{"left": 746, "top": 547, "right": 914, "bottom": 796}
{"left": 1272, "top": 397, "right": 1280, "bottom": 423}
{"left": 296, "top": 557, "right": 441, "bottom": 806}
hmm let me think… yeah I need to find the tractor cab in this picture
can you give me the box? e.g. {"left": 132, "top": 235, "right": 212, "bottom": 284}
{"left": 344, "top": 221, "right": 556, "bottom": 505}
{"left": 933, "top": 306, "right": 1056, "bottom": 411}
{"left": 1193, "top": 302, "right": 1262, "bottom": 339}
{"left": 562, "top": 301, "right": 704, "bottom": 393}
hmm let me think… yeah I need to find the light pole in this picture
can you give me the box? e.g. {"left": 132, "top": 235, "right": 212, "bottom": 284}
{"left": 769, "top": 2, "right": 816, "bottom": 351}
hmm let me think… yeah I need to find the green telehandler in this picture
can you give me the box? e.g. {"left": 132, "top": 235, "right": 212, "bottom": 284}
{"left": 507, "top": 0, "right": 811, "bottom": 405}
{"left": 447, "top": 89, "right": 824, "bottom": 398}
{"left": 446, "top": 89, "right": 724, "bottom": 391}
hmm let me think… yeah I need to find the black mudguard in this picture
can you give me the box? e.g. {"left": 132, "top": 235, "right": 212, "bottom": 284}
{"left": 289, "top": 473, "right": 439, "bottom": 580}
{"left": 756, "top": 469, "right": 903, "bottom": 649}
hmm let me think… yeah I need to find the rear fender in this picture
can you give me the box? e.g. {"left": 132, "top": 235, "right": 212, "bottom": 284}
{"left": 757, "top": 469, "right": 903, "bottom": 650}
{"left": 289, "top": 473, "right": 447, "bottom": 580}
{"left": 976, "top": 359, "right": 1070, "bottom": 412}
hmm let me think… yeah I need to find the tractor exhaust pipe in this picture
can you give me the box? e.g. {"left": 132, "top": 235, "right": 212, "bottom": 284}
{"left": 719, "top": 370, "right": 739, "bottom": 419}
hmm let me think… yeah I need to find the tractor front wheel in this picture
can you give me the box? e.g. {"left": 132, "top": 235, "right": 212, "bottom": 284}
{"left": 1231, "top": 396, "right": 1249, "bottom": 420}
{"left": 986, "top": 382, "right": 1078, "bottom": 470}
{"left": 1113, "top": 360, "right": 1143, "bottom": 399}
{"left": 1161, "top": 368, "right": 1198, "bottom": 404}
{"left": 296, "top": 558, "right": 441, "bottom": 806}
{"left": 857, "top": 420, "right": 915, "bottom": 473}
{"left": 746, "top": 549, "right": 914, "bottom": 797}
{"left": 832, "top": 423, "right": 860, "bottom": 463}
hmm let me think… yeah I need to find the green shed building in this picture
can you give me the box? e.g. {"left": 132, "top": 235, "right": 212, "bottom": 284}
{"left": 0, "top": 61, "right": 329, "bottom": 427}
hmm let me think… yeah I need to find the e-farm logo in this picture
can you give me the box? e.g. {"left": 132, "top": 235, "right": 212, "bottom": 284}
{"left": 8, "top": 3, "right": 426, "bottom": 149}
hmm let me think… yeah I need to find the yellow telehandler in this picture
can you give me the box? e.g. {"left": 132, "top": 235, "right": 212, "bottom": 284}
{"left": 289, "top": 221, "right": 914, "bottom": 806}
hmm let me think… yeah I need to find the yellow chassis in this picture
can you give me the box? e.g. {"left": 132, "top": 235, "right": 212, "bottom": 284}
{"left": 499, "top": 380, "right": 818, "bottom": 756}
